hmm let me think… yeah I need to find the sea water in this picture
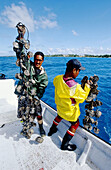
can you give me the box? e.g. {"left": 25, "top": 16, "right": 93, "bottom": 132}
{"left": 0, "top": 56, "right": 111, "bottom": 144}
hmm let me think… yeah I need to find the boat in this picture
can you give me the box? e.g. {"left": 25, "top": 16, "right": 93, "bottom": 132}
{"left": 0, "top": 79, "right": 111, "bottom": 170}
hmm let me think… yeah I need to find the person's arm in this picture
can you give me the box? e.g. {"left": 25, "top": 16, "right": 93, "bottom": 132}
{"left": 74, "top": 83, "right": 90, "bottom": 104}
{"left": 37, "top": 73, "right": 48, "bottom": 99}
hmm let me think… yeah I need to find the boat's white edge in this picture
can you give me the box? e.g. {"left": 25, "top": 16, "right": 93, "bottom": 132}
{"left": 41, "top": 91, "right": 111, "bottom": 169}
{"left": 41, "top": 100, "right": 111, "bottom": 169}
{"left": 41, "top": 99, "right": 110, "bottom": 146}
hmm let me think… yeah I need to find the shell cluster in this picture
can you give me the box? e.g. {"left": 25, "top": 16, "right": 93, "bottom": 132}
{"left": 82, "top": 75, "right": 102, "bottom": 134}
{"left": 13, "top": 22, "right": 37, "bottom": 138}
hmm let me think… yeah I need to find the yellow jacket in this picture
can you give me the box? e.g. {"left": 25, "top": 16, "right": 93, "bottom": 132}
{"left": 53, "top": 75, "right": 90, "bottom": 122}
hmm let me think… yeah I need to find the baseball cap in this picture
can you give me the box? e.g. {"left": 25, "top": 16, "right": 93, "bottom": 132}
{"left": 66, "top": 59, "right": 85, "bottom": 71}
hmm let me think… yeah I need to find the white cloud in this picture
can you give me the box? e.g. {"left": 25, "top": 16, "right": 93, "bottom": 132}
{"left": 0, "top": 2, "right": 35, "bottom": 32}
{"left": 48, "top": 12, "right": 57, "bottom": 20}
{"left": 45, "top": 47, "right": 111, "bottom": 55}
{"left": 1, "top": 46, "right": 111, "bottom": 56}
{"left": 0, "top": 2, "right": 58, "bottom": 31}
{"left": 36, "top": 16, "right": 57, "bottom": 29}
{"left": 36, "top": 7, "right": 57, "bottom": 29}
{"left": 44, "top": 7, "right": 51, "bottom": 12}
{"left": 72, "top": 30, "right": 79, "bottom": 36}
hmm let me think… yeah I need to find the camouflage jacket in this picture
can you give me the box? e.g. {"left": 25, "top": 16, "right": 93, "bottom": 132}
{"left": 29, "top": 61, "right": 48, "bottom": 98}
{"left": 15, "top": 60, "right": 48, "bottom": 99}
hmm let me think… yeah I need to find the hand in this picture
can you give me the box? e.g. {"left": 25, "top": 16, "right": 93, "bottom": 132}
{"left": 87, "top": 80, "right": 90, "bottom": 85}
{"left": 27, "top": 51, "right": 33, "bottom": 59}
{"left": 81, "top": 76, "right": 88, "bottom": 89}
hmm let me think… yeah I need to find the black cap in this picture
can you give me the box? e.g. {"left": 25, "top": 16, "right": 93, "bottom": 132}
{"left": 66, "top": 59, "right": 85, "bottom": 71}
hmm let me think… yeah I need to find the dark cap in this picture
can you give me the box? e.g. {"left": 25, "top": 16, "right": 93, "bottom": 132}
{"left": 66, "top": 59, "right": 85, "bottom": 71}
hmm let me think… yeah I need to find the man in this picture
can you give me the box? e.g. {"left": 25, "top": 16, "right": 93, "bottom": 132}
{"left": 48, "top": 59, "right": 90, "bottom": 151}
{"left": 30, "top": 51, "right": 48, "bottom": 137}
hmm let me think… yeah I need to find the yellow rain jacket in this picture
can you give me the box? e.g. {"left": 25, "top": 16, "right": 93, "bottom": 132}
{"left": 53, "top": 75, "right": 90, "bottom": 122}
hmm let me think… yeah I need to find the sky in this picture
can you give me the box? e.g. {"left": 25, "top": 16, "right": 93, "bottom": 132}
{"left": 0, "top": 0, "right": 111, "bottom": 56}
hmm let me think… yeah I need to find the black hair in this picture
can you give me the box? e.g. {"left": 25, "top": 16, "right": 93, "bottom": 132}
{"left": 34, "top": 51, "right": 44, "bottom": 60}
{"left": 66, "top": 64, "right": 78, "bottom": 73}
{"left": 66, "top": 66, "right": 73, "bottom": 73}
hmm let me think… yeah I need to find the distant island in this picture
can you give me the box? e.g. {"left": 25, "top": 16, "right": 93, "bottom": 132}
{"left": 45, "top": 54, "right": 111, "bottom": 58}
{"left": 0, "top": 54, "right": 111, "bottom": 58}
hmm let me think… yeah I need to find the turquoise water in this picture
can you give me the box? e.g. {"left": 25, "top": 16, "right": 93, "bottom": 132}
{"left": 0, "top": 56, "right": 111, "bottom": 144}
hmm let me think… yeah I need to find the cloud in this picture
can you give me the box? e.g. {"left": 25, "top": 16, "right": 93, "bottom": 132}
{"left": 36, "top": 7, "right": 58, "bottom": 29}
{"left": 0, "top": 2, "right": 36, "bottom": 32}
{"left": 44, "top": 7, "right": 51, "bottom": 12}
{"left": 46, "top": 47, "right": 111, "bottom": 55}
{"left": 36, "top": 16, "right": 57, "bottom": 29}
{"left": 72, "top": 30, "right": 79, "bottom": 36}
{"left": 48, "top": 12, "right": 57, "bottom": 20}
{"left": 1, "top": 46, "right": 111, "bottom": 56}
{"left": 0, "top": 2, "right": 58, "bottom": 31}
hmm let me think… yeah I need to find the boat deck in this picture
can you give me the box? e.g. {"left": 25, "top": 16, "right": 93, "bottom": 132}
{"left": 0, "top": 116, "right": 93, "bottom": 170}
